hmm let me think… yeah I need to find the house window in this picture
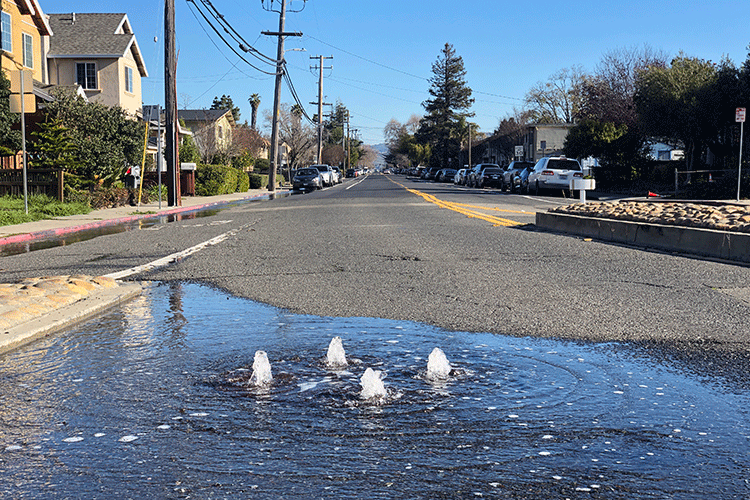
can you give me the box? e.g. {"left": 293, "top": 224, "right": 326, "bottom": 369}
{"left": 22, "top": 33, "right": 33, "bottom": 68}
{"left": 125, "top": 66, "right": 133, "bottom": 93}
{"left": 1, "top": 12, "right": 11, "bottom": 53}
{"left": 76, "top": 62, "right": 97, "bottom": 89}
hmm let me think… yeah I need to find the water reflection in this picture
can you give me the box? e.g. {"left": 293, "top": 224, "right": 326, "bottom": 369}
{"left": 0, "top": 283, "right": 748, "bottom": 499}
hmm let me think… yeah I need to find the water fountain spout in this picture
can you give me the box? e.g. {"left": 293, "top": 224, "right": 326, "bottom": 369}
{"left": 249, "top": 350, "right": 273, "bottom": 386}
{"left": 326, "top": 336, "right": 348, "bottom": 367}
{"left": 360, "top": 367, "right": 387, "bottom": 399}
{"left": 426, "top": 347, "right": 451, "bottom": 380}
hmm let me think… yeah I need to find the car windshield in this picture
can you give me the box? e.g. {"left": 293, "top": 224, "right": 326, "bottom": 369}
{"left": 313, "top": 165, "right": 329, "bottom": 171}
{"left": 511, "top": 162, "right": 533, "bottom": 170}
{"left": 483, "top": 168, "right": 501, "bottom": 174}
{"left": 547, "top": 159, "right": 581, "bottom": 171}
{"left": 297, "top": 169, "right": 317, "bottom": 176}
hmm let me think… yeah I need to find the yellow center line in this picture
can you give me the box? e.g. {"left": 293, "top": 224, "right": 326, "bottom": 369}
{"left": 388, "top": 178, "right": 523, "bottom": 227}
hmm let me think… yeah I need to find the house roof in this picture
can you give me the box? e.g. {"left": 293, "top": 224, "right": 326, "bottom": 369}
{"left": 46, "top": 13, "right": 148, "bottom": 77}
{"left": 178, "top": 109, "right": 236, "bottom": 125}
{"left": 16, "top": 0, "right": 53, "bottom": 36}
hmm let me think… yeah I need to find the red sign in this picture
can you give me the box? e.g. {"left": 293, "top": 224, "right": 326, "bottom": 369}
{"left": 737, "top": 107, "right": 746, "bottom": 123}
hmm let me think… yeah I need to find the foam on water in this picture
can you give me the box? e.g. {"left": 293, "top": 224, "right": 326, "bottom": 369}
{"left": 360, "top": 367, "right": 387, "bottom": 399}
{"left": 426, "top": 347, "right": 451, "bottom": 380}
{"left": 326, "top": 336, "right": 347, "bottom": 367}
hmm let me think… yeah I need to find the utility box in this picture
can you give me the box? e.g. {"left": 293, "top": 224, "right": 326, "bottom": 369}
{"left": 180, "top": 163, "right": 196, "bottom": 196}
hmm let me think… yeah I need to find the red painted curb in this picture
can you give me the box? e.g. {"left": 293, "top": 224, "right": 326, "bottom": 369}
{"left": 0, "top": 192, "right": 275, "bottom": 247}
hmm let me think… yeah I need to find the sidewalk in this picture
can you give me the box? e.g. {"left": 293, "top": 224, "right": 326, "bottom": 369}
{"left": 0, "top": 188, "right": 284, "bottom": 354}
{"left": 0, "top": 188, "right": 277, "bottom": 244}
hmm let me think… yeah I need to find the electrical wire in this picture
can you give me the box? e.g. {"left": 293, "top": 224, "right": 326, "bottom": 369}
{"left": 185, "top": 0, "right": 277, "bottom": 76}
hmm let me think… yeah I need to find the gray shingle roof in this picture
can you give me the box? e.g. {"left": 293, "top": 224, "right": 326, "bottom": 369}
{"left": 47, "top": 13, "right": 147, "bottom": 76}
{"left": 179, "top": 109, "right": 235, "bottom": 123}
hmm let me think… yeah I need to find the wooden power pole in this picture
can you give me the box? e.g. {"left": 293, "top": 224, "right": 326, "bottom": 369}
{"left": 164, "top": 0, "right": 180, "bottom": 206}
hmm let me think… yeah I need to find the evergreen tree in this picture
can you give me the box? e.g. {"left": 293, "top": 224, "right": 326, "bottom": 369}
{"left": 211, "top": 94, "right": 241, "bottom": 123}
{"left": 417, "top": 43, "right": 474, "bottom": 169}
{"left": 30, "top": 119, "right": 78, "bottom": 170}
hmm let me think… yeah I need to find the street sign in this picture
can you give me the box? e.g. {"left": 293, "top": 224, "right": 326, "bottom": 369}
{"left": 10, "top": 70, "right": 32, "bottom": 93}
{"left": 515, "top": 145, "right": 524, "bottom": 158}
{"left": 736, "top": 107, "right": 746, "bottom": 123}
{"left": 10, "top": 93, "right": 36, "bottom": 113}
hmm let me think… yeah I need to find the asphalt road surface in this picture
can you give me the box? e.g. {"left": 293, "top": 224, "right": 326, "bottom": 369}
{"left": 4, "top": 173, "right": 750, "bottom": 355}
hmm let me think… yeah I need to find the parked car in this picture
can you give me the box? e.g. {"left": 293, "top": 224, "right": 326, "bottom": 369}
{"left": 310, "top": 164, "right": 334, "bottom": 186}
{"left": 421, "top": 167, "right": 441, "bottom": 180}
{"left": 467, "top": 163, "right": 502, "bottom": 188}
{"left": 331, "top": 166, "right": 343, "bottom": 184}
{"left": 501, "top": 161, "right": 534, "bottom": 192}
{"left": 513, "top": 163, "right": 535, "bottom": 194}
{"left": 454, "top": 168, "right": 467, "bottom": 185}
{"left": 436, "top": 168, "right": 457, "bottom": 182}
{"left": 527, "top": 156, "right": 583, "bottom": 195}
{"left": 292, "top": 167, "right": 323, "bottom": 192}
{"left": 346, "top": 168, "right": 357, "bottom": 178}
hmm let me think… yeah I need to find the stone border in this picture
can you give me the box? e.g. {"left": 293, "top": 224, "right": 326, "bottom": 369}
{"left": 0, "top": 281, "right": 142, "bottom": 355}
{"left": 535, "top": 211, "right": 750, "bottom": 264}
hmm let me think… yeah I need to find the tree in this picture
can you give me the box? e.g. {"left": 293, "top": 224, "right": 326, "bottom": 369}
{"left": 264, "top": 103, "right": 316, "bottom": 170}
{"left": 524, "top": 66, "right": 586, "bottom": 124}
{"left": 211, "top": 94, "right": 241, "bottom": 123}
{"left": 0, "top": 71, "right": 21, "bottom": 156}
{"left": 418, "top": 43, "right": 474, "bottom": 169}
{"left": 570, "top": 46, "right": 667, "bottom": 182}
{"left": 248, "top": 93, "right": 261, "bottom": 130}
{"left": 44, "top": 87, "right": 144, "bottom": 186}
{"left": 635, "top": 54, "right": 720, "bottom": 171}
{"left": 29, "top": 119, "right": 78, "bottom": 171}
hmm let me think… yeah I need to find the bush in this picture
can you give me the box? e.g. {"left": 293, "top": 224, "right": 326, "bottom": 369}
{"left": 248, "top": 173, "right": 263, "bottom": 189}
{"left": 236, "top": 168, "right": 250, "bottom": 192}
{"left": 195, "top": 164, "right": 238, "bottom": 196}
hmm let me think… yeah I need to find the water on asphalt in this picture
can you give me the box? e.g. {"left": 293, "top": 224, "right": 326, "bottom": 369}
{"left": 0, "top": 282, "right": 748, "bottom": 499}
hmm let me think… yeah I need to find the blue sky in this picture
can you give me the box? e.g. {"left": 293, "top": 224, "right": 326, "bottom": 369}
{"left": 47, "top": 0, "right": 750, "bottom": 145}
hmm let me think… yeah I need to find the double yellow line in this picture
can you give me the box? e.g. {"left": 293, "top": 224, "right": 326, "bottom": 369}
{"left": 389, "top": 178, "right": 523, "bottom": 227}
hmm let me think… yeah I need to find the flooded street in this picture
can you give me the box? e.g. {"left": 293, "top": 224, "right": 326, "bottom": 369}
{"left": 1, "top": 282, "right": 748, "bottom": 499}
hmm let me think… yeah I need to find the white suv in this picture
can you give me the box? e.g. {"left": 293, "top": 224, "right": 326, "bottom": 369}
{"left": 527, "top": 156, "right": 583, "bottom": 195}
{"left": 310, "top": 164, "right": 334, "bottom": 187}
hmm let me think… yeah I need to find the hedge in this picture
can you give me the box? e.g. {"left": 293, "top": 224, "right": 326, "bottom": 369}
{"left": 196, "top": 164, "right": 250, "bottom": 196}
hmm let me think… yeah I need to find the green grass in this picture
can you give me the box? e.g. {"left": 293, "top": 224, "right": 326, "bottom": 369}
{"left": 0, "top": 194, "right": 92, "bottom": 227}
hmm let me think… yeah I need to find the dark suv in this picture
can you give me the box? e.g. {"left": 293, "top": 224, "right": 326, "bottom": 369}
{"left": 501, "top": 161, "right": 534, "bottom": 192}
{"left": 467, "top": 163, "right": 502, "bottom": 188}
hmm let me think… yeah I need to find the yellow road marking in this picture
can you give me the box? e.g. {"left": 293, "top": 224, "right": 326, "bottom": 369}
{"left": 388, "top": 178, "right": 523, "bottom": 227}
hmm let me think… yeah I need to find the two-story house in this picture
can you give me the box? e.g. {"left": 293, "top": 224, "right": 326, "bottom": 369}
{"left": 46, "top": 12, "right": 147, "bottom": 117}
{"left": 178, "top": 109, "right": 236, "bottom": 162}
{"left": 1, "top": 0, "right": 52, "bottom": 96}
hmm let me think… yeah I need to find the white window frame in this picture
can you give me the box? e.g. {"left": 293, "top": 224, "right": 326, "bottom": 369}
{"left": 76, "top": 62, "right": 97, "bottom": 90}
{"left": 1, "top": 11, "right": 12, "bottom": 53}
{"left": 22, "top": 33, "right": 33, "bottom": 68}
{"left": 125, "top": 66, "right": 133, "bottom": 93}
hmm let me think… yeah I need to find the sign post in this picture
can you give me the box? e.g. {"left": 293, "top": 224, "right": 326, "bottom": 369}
{"left": 737, "top": 107, "right": 746, "bottom": 202}
{"left": 10, "top": 70, "right": 34, "bottom": 214}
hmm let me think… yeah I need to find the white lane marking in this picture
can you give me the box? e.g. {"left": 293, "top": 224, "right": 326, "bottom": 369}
{"left": 104, "top": 222, "right": 253, "bottom": 280}
{"left": 345, "top": 175, "right": 369, "bottom": 190}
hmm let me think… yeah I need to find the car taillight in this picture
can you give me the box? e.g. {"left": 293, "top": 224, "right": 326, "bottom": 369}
{"left": 541, "top": 170, "right": 554, "bottom": 176}
{"left": 573, "top": 172, "right": 583, "bottom": 178}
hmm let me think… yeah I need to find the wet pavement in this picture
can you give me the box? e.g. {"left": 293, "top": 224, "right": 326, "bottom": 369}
{"left": 0, "top": 282, "right": 747, "bottom": 499}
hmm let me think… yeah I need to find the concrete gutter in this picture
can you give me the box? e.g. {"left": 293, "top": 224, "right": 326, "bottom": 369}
{"left": 535, "top": 211, "right": 750, "bottom": 265}
{"left": 0, "top": 281, "right": 142, "bottom": 355}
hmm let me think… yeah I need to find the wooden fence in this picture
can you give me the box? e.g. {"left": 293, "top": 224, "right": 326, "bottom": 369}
{"left": 0, "top": 168, "right": 64, "bottom": 201}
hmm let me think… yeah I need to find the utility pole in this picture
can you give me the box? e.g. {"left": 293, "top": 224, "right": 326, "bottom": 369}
{"left": 263, "top": 0, "right": 301, "bottom": 195}
{"left": 310, "top": 55, "right": 332, "bottom": 164}
{"left": 164, "top": 0, "right": 180, "bottom": 206}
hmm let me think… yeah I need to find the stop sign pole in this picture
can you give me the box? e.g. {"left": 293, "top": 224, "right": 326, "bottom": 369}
{"left": 737, "top": 107, "right": 745, "bottom": 201}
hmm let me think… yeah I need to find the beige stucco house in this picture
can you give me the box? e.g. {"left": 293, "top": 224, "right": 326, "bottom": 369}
{"left": 523, "top": 123, "right": 574, "bottom": 162}
{"left": 178, "top": 109, "right": 236, "bottom": 162}
{"left": 46, "top": 12, "right": 147, "bottom": 117}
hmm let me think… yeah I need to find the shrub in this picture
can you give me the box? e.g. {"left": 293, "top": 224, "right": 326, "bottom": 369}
{"left": 248, "top": 173, "right": 263, "bottom": 189}
{"left": 236, "top": 169, "right": 250, "bottom": 192}
{"left": 195, "top": 164, "right": 237, "bottom": 196}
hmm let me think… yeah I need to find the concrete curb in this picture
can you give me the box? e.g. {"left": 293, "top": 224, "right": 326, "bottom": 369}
{"left": 0, "top": 282, "right": 142, "bottom": 355}
{"left": 0, "top": 191, "right": 276, "bottom": 247}
{"left": 535, "top": 211, "right": 750, "bottom": 264}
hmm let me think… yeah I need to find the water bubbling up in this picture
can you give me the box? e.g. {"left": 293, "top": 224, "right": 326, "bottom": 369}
{"left": 326, "top": 336, "right": 348, "bottom": 367}
{"left": 426, "top": 347, "right": 451, "bottom": 380}
{"left": 359, "top": 367, "right": 387, "bottom": 399}
{"left": 249, "top": 350, "right": 272, "bottom": 386}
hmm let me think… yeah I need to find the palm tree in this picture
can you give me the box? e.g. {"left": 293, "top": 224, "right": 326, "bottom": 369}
{"left": 248, "top": 93, "right": 261, "bottom": 130}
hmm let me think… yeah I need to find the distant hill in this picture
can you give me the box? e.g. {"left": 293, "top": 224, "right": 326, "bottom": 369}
{"left": 368, "top": 143, "right": 387, "bottom": 167}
